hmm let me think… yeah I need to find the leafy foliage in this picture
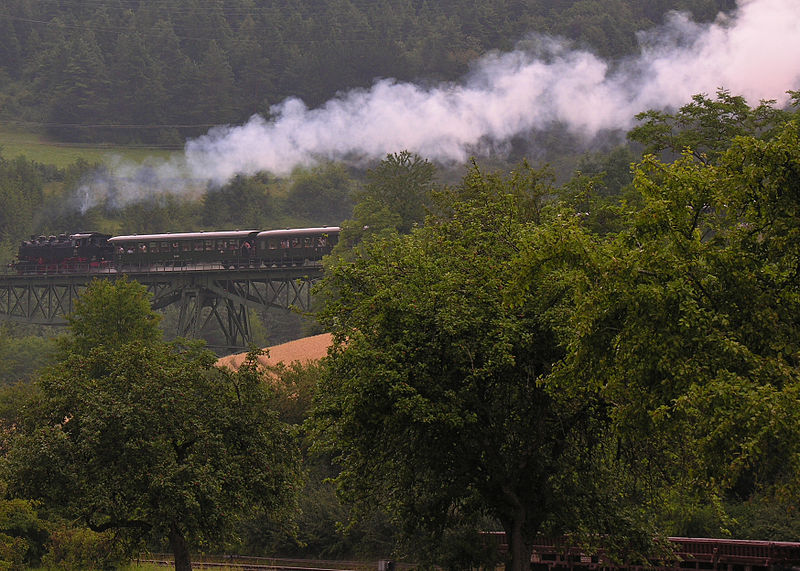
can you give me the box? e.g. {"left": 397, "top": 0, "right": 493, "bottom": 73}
{"left": 202, "top": 174, "right": 276, "bottom": 230}
{"left": 628, "top": 89, "right": 797, "bottom": 164}
{"left": 334, "top": 152, "right": 436, "bottom": 259}
{"left": 313, "top": 163, "right": 653, "bottom": 570}
{"left": 285, "top": 164, "right": 355, "bottom": 224}
{"left": 4, "top": 280, "right": 301, "bottom": 570}
{"left": 0, "top": 499, "right": 49, "bottom": 569}
{"left": 41, "top": 525, "right": 125, "bottom": 570}
{"left": 0, "top": 325, "right": 57, "bottom": 386}
{"left": 0, "top": 154, "right": 44, "bottom": 257}
{"left": 61, "top": 277, "right": 162, "bottom": 354}
{"left": 558, "top": 118, "right": 800, "bottom": 533}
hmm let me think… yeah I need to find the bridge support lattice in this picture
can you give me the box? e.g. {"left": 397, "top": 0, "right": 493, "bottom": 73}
{"left": 0, "top": 266, "right": 322, "bottom": 353}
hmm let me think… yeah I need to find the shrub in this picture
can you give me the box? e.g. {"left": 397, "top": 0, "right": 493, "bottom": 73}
{"left": 42, "top": 526, "right": 126, "bottom": 570}
{"left": 0, "top": 499, "right": 48, "bottom": 567}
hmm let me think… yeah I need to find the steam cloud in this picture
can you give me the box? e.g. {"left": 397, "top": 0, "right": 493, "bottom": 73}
{"left": 79, "top": 0, "right": 800, "bottom": 209}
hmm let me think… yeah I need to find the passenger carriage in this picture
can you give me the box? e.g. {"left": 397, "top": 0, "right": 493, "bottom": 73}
{"left": 108, "top": 230, "right": 260, "bottom": 270}
{"left": 255, "top": 227, "right": 340, "bottom": 267}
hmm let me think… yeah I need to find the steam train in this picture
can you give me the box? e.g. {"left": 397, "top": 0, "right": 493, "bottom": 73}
{"left": 11, "top": 227, "right": 340, "bottom": 274}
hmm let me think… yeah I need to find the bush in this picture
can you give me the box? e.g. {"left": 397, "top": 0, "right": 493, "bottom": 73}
{"left": 0, "top": 532, "right": 28, "bottom": 570}
{"left": 42, "top": 526, "right": 126, "bottom": 570}
{"left": 0, "top": 499, "right": 49, "bottom": 568}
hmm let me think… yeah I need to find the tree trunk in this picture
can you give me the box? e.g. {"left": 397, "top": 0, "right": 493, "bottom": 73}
{"left": 499, "top": 483, "right": 535, "bottom": 571}
{"left": 506, "top": 517, "right": 532, "bottom": 571}
{"left": 169, "top": 522, "right": 192, "bottom": 571}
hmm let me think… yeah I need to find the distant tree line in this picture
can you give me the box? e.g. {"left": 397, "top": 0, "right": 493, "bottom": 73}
{"left": 0, "top": 0, "right": 734, "bottom": 144}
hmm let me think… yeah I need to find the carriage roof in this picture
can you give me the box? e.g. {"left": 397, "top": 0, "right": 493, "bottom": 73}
{"left": 108, "top": 230, "right": 259, "bottom": 243}
{"left": 255, "top": 227, "right": 340, "bottom": 239}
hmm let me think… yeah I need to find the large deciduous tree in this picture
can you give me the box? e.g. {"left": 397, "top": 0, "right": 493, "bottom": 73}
{"left": 312, "top": 164, "right": 651, "bottom": 570}
{"left": 4, "top": 278, "right": 301, "bottom": 571}
{"left": 559, "top": 118, "right": 800, "bottom": 533}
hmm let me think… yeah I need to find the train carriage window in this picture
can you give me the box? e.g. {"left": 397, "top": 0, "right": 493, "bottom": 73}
{"left": 204, "top": 240, "right": 214, "bottom": 251}
{"left": 304, "top": 237, "right": 313, "bottom": 247}
{"left": 268, "top": 239, "right": 278, "bottom": 249}
{"left": 215, "top": 239, "right": 226, "bottom": 250}
{"left": 181, "top": 241, "right": 191, "bottom": 252}
{"left": 150, "top": 242, "right": 159, "bottom": 253}
{"left": 193, "top": 240, "right": 203, "bottom": 251}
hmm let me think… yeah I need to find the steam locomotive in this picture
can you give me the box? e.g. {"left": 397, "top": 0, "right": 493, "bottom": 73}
{"left": 11, "top": 227, "right": 340, "bottom": 274}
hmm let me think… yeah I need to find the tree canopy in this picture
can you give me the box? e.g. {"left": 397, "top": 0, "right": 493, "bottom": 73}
{"left": 312, "top": 163, "right": 655, "bottom": 570}
{"left": 627, "top": 89, "right": 798, "bottom": 164}
{"left": 310, "top": 107, "right": 800, "bottom": 566}
{"left": 542, "top": 117, "right": 800, "bottom": 534}
{"left": 4, "top": 278, "right": 301, "bottom": 570}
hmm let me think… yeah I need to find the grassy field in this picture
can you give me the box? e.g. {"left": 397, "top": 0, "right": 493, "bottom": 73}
{"left": 0, "top": 127, "right": 179, "bottom": 168}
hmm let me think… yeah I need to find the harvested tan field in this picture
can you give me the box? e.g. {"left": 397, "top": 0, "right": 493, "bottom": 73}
{"left": 216, "top": 333, "right": 332, "bottom": 371}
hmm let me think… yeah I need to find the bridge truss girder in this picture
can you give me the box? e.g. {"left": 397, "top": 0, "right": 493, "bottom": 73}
{"left": 0, "top": 267, "right": 321, "bottom": 353}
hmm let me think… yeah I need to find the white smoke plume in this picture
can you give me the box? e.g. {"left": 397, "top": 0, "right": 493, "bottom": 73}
{"left": 78, "top": 0, "right": 800, "bottom": 208}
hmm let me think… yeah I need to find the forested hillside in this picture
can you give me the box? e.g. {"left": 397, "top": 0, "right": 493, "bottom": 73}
{"left": 1, "top": 0, "right": 733, "bottom": 144}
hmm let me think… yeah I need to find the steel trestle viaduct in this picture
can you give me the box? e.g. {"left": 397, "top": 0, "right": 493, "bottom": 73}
{"left": 0, "top": 264, "right": 323, "bottom": 353}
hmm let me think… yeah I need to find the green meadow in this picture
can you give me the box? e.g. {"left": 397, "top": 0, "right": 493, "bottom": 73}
{"left": 0, "top": 127, "right": 179, "bottom": 168}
